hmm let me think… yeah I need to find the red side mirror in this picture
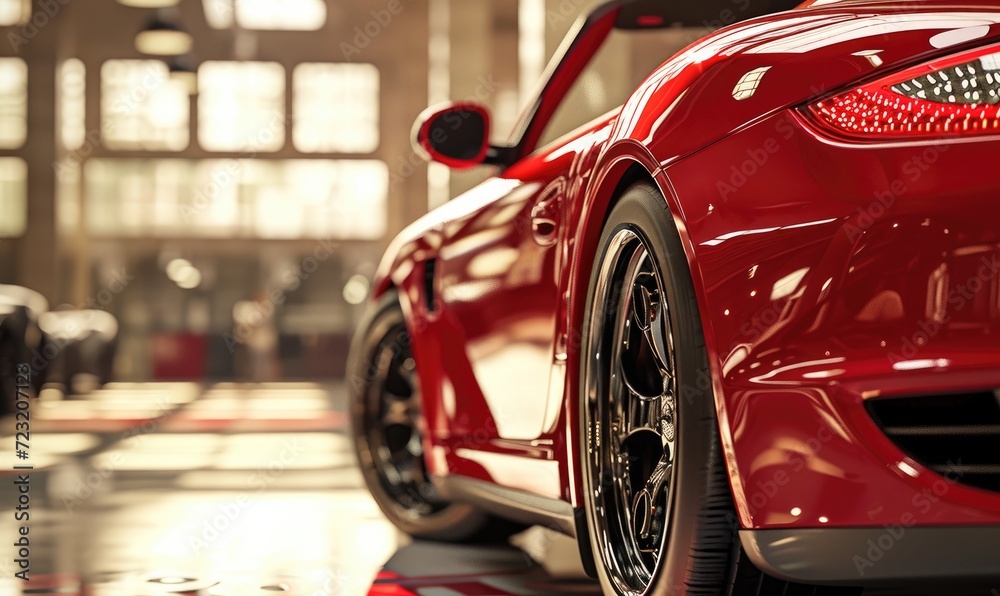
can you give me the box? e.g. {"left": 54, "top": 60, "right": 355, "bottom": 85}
{"left": 412, "top": 102, "right": 491, "bottom": 169}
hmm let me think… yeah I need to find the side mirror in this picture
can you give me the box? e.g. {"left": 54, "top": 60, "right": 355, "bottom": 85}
{"left": 412, "top": 102, "right": 491, "bottom": 169}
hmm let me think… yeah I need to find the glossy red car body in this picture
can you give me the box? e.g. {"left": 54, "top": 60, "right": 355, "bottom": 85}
{"left": 371, "top": 0, "right": 1000, "bottom": 584}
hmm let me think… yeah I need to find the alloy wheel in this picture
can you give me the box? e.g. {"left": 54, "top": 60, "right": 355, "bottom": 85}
{"left": 585, "top": 227, "right": 678, "bottom": 595}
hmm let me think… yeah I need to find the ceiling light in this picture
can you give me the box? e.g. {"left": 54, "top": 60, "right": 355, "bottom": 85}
{"left": 136, "top": 14, "right": 193, "bottom": 56}
{"left": 175, "top": 266, "right": 202, "bottom": 289}
{"left": 167, "top": 55, "right": 198, "bottom": 95}
{"left": 165, "top": 258, "right": 191, "bottom": 281}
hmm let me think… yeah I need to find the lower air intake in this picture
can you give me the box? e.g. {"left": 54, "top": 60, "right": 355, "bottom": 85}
{"left": 866, "top": 391, "right": 1000, "bottom": 493}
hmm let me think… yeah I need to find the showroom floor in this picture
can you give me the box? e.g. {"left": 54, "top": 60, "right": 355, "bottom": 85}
{"left": 0, "top": 382, "right": 599, "bottom": 595}
{"left": 0, "top": 382, "right": 991, "bottom": 595}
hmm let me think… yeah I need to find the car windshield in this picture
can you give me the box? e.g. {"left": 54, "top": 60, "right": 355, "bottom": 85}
{"left": 537, "top": 26, "right": 713, "bottom": 148}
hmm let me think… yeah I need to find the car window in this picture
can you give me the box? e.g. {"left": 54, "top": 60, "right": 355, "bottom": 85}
{"left": 537, "top": 27, "right": 712, "bottom": 149}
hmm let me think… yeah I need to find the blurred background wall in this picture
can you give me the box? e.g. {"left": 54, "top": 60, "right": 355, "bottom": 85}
{"left": 0, "top": 0, "right": 594, "bottom": 383}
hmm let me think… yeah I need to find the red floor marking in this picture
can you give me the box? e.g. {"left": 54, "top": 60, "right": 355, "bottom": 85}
{"left": 14, "top": 572, "right": 82, "bottom": 593}
{"left": 368, "top": 584, "right": 419, "bottom": 596}
{"left": 369, "top": 581, "right": 515, "bottom": 596}
{"left": 30, "top": 418, "right": 169, "bottom": 433}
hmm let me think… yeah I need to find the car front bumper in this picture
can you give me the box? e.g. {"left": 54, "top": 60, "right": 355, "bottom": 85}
{"left": 743, "top": 525, "right": 1000, "bottom": 584}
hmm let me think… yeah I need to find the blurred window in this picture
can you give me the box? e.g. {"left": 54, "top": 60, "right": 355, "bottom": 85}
{"left": 198, "top": 61, "right": 285, "bottom": 152}
{"left": 59, "top": 58, "right": 86, "bottom": 150}
{"left": 0, "top": 57, "right": 27, "bottom": 149}
{"left": 202, "top": 0, "right": 326, "bottom": 30}
{"left": 293, "top": 63, "right": 379, "bottom": 153}
{"left": 56, "top": 160, "right": 81, "bottom": 235}
{"left": 0, "top": 158, "right": 27, "bottom": 237}
{"left": 201, "top": 0, "right": 233, "bottom": 28}
{"left": 0, "top": 0, "right": 27, "bottom": 25}
{"left": 84, "top": 159, "right": 386, "bottom": 239}
{"left": 101, "top": 60, "right": 190, "bottom": 151}
{"left": 237, "top": 0, "right": 325, "bottom": 30}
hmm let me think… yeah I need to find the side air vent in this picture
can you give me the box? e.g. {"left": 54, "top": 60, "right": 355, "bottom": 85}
{"left": 867, "top": 391, "right": 1000, "bottom": 492}
{"left": 424, "top": 259, "right": 437, "bottom": 313}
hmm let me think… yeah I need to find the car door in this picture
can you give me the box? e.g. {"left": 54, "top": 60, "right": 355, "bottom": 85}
{"left": 419, "top": 5, "right": 625, "bottom": 498}
{"left": 436, "top": 123, "right": 621, "bottom": 442}
{"left": 435, "top": 168, "right": 565, "bottom": 443}
{"left": 430, "top": 126, "right": 615, "bottom": 500}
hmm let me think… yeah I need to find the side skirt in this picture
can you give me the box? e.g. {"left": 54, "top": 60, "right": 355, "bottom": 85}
{"left": 435, "top": 475, "right": 577, "bottom": 536}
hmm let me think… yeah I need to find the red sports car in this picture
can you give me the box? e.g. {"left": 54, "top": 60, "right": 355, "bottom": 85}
{"left": 349, "top": 0, "right": 1000, "bottom": 593}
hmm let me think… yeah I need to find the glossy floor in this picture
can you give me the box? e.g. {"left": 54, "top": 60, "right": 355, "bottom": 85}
{"left": 0, "top": 382, "right": 597, "bottom": 595}
{"left": 0, "top": 383, "right": 992, "bottom": 595}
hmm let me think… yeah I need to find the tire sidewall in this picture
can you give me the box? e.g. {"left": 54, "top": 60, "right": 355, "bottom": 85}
{"left": 580, "top": 182, "right": 727, "bottom": 596}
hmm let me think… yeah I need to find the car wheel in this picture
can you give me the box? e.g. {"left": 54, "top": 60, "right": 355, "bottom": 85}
{"left": 348, "top": 289, "right": 515, "bottom": 542}
{"left": 580, "top": 181, "right": 861, "bottom": 595}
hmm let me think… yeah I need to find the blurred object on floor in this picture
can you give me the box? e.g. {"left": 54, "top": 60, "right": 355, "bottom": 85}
{"left": 0, "top": 284, "right": 48, "bottom": 410}
{"left": 38, "top": 308, "right": 119, "bottom": 395}
{"left": 233, "top": 291, "right": 281, "bottom": 383}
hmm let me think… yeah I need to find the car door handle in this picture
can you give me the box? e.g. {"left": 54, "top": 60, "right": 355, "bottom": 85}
{"left": 531, "top": 178, "right": 566, "bottom": 247}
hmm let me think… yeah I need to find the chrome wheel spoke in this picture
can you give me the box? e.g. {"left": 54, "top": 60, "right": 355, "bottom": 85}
{"left": 616, "top": 382, "right": 660, "bottom": 439}
{"left": 632, "top": 271, "right": 672, "bottom": 378}
{"left": 631, "top": 453, "right": 671, "bottom": 553}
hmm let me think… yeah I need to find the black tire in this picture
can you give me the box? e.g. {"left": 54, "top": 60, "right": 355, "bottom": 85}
{"left": 0, "top": 310, "right": 32, "bottom": 415}
{"left": 579, "top": 182, "right": 862, "bottom": 596}
{"left": 348, "top": 289, "right": 518, "bottom": 542}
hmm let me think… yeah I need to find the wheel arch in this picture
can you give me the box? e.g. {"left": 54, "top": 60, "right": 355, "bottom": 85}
{"left": 565, "top": 140, "right": 733, "bottom": 513}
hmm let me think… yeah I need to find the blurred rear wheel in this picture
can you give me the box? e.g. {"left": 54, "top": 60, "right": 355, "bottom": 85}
{"left": 348, "top": 289, "right": 516, "bottom": 542}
